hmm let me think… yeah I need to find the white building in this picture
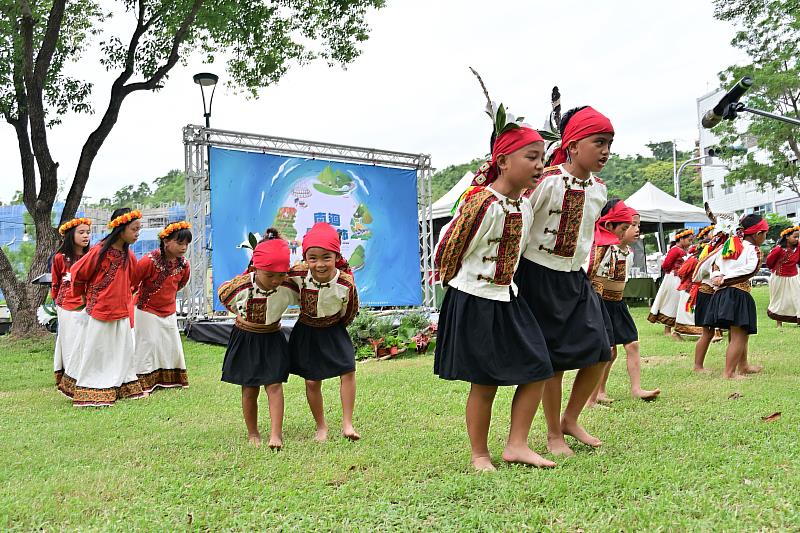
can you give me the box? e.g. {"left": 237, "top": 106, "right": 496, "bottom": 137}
{"left": 697, "top": 89, "right": 800, "bottom": 223}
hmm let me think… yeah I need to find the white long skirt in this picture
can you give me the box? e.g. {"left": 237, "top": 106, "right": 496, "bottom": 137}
{"left": 767, "top": 274, "right": 800, "bottom": 323}
{"left": 72, "top": 316, "right": 144, "bottom": 407}
{"left": 54, "top": 307, "right": 88, "bottom": 397}
{"left": 648, "top": 272, "right": 681, "bottom": 327}
{"left": 674, "top": 290, "right": 702, "bottom": 336}
{"left": 133, "top": 308, "right": 188, "bottom": 393}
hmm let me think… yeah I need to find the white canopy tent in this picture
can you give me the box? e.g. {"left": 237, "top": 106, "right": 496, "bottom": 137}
{"left": 625, "top": 181, "right": 709, "bottom": 224}
{"left": 431, "top": 172, "right": 474, "bottom": 219}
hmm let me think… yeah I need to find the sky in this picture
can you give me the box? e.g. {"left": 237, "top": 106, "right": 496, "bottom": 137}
{"left": 0, "top": 0, "right": 748, "bottom": 204}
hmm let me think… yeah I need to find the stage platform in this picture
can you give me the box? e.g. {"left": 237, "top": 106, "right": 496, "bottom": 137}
{"left": 185, "top": 317, "right": 297, "bottom": 345}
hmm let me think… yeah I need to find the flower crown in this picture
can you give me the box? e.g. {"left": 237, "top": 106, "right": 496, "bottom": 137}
{"left": 780, "top": 226, "right": 799, "bottom": 238}
{"left": 696, "top": 225, "right": 714, "bottom": 240}
{"left": 58, "top": 217, "right": 92, "bottom": 236}
{"left": 107, "top": 209, "right": 142, "bottom": 229}
{"left": 675, "top": 229, "right": 694, "bottom": 240}
{"left": 159, "top": 221, "right": 191, "bottom": 240}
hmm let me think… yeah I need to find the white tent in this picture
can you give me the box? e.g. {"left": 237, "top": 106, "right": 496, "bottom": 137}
{"left": 432, "top": 172, "right": 473, "bottom": 219}
{"left": 625, "top": 181, "right": 708, "bottom": 223}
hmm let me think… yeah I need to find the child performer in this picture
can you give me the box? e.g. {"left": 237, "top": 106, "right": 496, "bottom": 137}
{"left": 766, "top": 226, "right": 800, "bottom": 326}
{"left": 218, "top": 230, "right": 297, "bottom": 448}
{"left": 287, "top": 223, "right": 360, "bottom": 442}
{"left": 673, "top": 231, "right": 705, "bottom": 338}
{"left": 52, "top": 217, "right": 92, "bottom": 397}
{"left": 436, "top": 122, "right": 555, "bottom": 471}
{"left": 690, "top": 226, "right": 729, "bottom": 372}
{"left": 133, "top": 221, "right": 192, "bottom": 393}
{"left": 587, "top": 204, "right": 661, "bottom": 405}
{"left": 648, "top": 229, "right": 694, "bottom": 337}
{"left": 704, "top": 215, "right": 768, "bottom": 379}
{"left": 69, "top": 208, "right": 144, "bottom": 407}
{"left": 514, "top": 106, "right": 614, "bottom": 456}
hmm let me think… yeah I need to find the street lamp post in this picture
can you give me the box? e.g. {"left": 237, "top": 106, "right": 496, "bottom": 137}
{"left": 193, "top": 72, "right": 218, "bottom": 128}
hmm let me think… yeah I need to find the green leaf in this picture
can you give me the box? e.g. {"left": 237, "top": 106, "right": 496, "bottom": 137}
{"left": 495, "top": 104, "right": 507, "bottom": 135}
{"left": 538, "top": 130, "right": 561, "bottom": 142}
{"left": 248, "top": 233, "right": 258, "bottom": 250}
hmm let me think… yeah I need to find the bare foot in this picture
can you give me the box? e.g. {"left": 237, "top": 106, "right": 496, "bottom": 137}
{"left": 268, "top": 435, "right": 283, "bottom": 450}
{"left": 248, "top": 433, "right": 262, "bottom": 447}
{"left": 342, "top": 426, "right": 361, "bottom": 441}
{"left": 596, "top": 394, "right": 614, "bottom": 405}
{"left": 711, "top": 336, "right": 723, "bottom": 343}
{"left": 546, "top": 434, "right": 576, "bottom": 457}
{"left": 741, "top": 364, "right": 763, "bottom": 374}
{"left": 586, "top": 402, "right": 611, "bottom": 410}
{"left": 471, "top": 455, "right": 496, "bottom": 472}
{"left": 671, "top": 332, "right": 684, "bottom": 341}
{"left": 314, "top": 426, "right": 329, "bottom": 442}
{"left": 693, "top": 367, "right": 713, "bottom": 374}
{"left": 561, "top": 419, "right": 602, "bottom": 448}
{"left": 502, "top": 446, "right": 557, "bottom": 468}
{"left": 632, "top": 388, "right": 661, "bottom": 401}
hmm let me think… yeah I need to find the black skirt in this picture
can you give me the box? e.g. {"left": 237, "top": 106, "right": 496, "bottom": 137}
{"left": 514, "top": 258, "right": 612, "bottom": 372}
{"left": 221, "top": 327, "right": 289, "bottom": 387}
{"left": 602, "top": 298, "right": 639, "bottom": 346}
{"left": 703, "top": 287, "right": 758, "bottom": 335}
{"left": 289, "top": 321, "right": 355, "bottom": 381}
{"left": 694, "top": 290, "right": 713, "bottom": 327}
{"left": 434, "top": 287, "right": 554, "bottom": 386}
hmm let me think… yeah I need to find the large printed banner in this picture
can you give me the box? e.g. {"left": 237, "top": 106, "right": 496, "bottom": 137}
{"left": 209, "top": 147, "right": 422, "bottom": 309}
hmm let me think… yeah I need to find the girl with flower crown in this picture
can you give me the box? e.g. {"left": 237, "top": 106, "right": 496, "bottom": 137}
{"left": 435, "top": 102, "right": 554, "bottom": 471}
{"left": 648, "top": 228, "right": 694, "bottom": 338}
{"left": 132, "top": 221, "right": 192, "bottom": 393}
{"left": 69, "top": 208, "right": 144, "bottom": 406}
{"left": 52, "top": 217, "right": 92, "bottom": 397}
{"left": 704, "top": 214, "right": 769, "bottom": 379}
{"left": 766, "top": 225, "right": 800, "bottom": 327}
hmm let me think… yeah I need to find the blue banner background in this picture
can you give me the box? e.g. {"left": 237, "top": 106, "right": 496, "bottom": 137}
{"left": 209, "top": 147, "right": 422, "bottom": 309}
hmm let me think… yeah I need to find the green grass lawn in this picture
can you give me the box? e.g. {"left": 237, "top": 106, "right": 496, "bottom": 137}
{"left": 1, "top": 287, "right": 798, "bottom": 531}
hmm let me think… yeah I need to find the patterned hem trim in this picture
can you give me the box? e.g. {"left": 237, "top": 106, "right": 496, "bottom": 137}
{"left": 137, "top": 368, "right": 189, "bottom": 393}
{"left": 674, "top": 324, "right": 703, "bottom": 336}
{"left": 299, "top": 314, "right": 342, "bottom": 328}
{"left": 767, "top": 310, "right": 799, "bottom": 323}
{"left": 647, "top": 312, "right": 676, "bottom": 327}
{"left": 54, "top": 370, "right": 64, "bottom": 385}
{"left": 73, "top": 379, "right": 145, "bottom": 407}
{"left": 57, "top": 373, "right": 78, "bottom": 398}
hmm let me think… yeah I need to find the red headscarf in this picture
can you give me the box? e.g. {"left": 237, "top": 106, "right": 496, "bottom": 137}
{"left": 743, "top": 218, "right": 768, "bottom": 235}
{"left": 252, "top": 238, "right": 290, "bottom": 272}
{"left": 302, "top": 222, "right": 341, "bottom": 257}
{"left": 471, "top": 127, "right": 544, "bottom": 186}
{"left": 594, "top": 200, "right": 637, "bottom": 246}
{"left": 550, "top": 107, "right": 614, "bottom": 166}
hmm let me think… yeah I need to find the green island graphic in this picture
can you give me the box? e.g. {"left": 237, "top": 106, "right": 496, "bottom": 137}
{"left": 351, "top": 203, "right": 373, "bottom": 240}
{"left": 313, "top": 166, "right": 355, "bottom": 195}
{"left": 272, "top": 207, "right": 298, "bottom": 239}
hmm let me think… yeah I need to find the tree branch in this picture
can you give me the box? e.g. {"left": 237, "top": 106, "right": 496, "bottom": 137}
{"left": 62, "top": 0, "right": 205, "bottom": 222}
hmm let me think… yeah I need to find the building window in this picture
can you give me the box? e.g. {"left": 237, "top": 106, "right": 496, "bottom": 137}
{"left": 705, "top": 183, "right": 714, "bottom": 200}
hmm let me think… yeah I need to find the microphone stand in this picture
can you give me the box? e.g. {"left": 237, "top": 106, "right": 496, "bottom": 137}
{"left": 724, "top": 102, "right": 800, "bottom": 126}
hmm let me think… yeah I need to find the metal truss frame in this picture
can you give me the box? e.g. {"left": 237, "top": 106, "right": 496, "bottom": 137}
{"left": 183, "top": 125, "right": 435, "bottom": 322}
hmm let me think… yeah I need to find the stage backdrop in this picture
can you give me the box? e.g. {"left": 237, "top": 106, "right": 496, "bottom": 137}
{"left": 209, "top": 147, "right": 422, "bottom": 309}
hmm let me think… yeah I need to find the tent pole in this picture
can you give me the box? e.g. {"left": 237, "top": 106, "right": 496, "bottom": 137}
{"left": 657, "top": 221, "right": 664, "bottom": 254}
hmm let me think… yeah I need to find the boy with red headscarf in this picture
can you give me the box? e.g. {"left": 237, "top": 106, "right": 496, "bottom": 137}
{"left": 218, "top": 229, "right": 298, "bottom": 448}
{"left": 704, "top": 214, "right": 769, "bottom": 378}
{"left": 435, "top": 111, "right": 554, "bottom": 471}
{"left": 514, "top": 106, "right": 614, "bottom": 456}
{"left": 287, "top": 222, "right": 360, "bottom": 442}
{"left": 587, "top": 202, "right": 660, "bottom": 405}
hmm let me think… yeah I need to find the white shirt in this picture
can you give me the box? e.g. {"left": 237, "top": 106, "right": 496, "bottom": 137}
{"left": 594, "top": 244, "right": 632, "bottom": 282}
{"left": 523, "top": 165, "right": 607, "bottom": 272}
{"left": 435, "top": 187, "right": 532, "bottom": 301}
{"left": 288, "top": 269, "right": 354, "bottom": 319}
{"left": 224, "top": 273, "right": 298, "bottom": 324}
{"left": 711, "top": 240, "right": 760, "bottom": 283}
{"left": 693, "top": 248, "right": 722, "bottom": 287}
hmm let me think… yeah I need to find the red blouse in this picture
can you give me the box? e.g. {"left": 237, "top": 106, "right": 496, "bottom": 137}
{"left": 765, "top": 245, "right": 799, "bottom": 277}
{"left": 70, "top": 244, "right": 138, "bottom": 321}
{"left": 134, "top": 250, "right": 190, "bottom": 317}
{"left": 51, "top": 252, "right": 85, "bottom": 311}
{"left": 662, "top": 246, "right": 687, "bottom": 274}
